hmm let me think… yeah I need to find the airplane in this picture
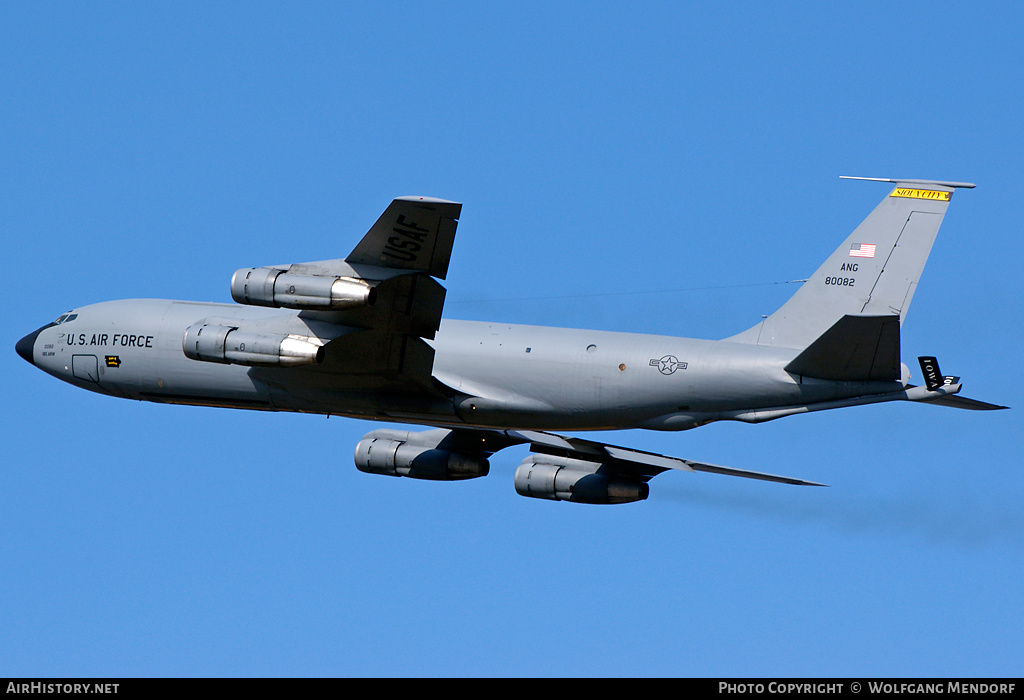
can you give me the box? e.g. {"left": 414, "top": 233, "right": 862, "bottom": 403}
{"left": 15, "top": 177, "right": 1006, "bottom": 504}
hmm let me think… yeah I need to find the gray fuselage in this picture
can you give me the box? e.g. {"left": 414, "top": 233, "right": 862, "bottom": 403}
{"left": 22, "top": 298, "right": 905, "bottom": 432}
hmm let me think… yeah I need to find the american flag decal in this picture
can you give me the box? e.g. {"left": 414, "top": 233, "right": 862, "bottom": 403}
{"left": 849, "top": 243, "right": 876, "bottom": 258}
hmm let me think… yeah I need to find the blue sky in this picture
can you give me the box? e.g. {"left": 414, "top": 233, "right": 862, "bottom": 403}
{"left": 3, "top": 3, "right": 1022, "bottom": 677}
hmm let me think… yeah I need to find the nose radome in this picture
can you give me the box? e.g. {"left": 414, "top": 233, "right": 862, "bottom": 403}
{"left": 16, "top": 324, "right": 54, "bottom": 366}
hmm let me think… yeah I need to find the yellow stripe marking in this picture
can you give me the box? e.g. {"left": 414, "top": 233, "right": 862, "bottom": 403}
{"left": 890, "top": 187, "right": 951, "bottom": 201}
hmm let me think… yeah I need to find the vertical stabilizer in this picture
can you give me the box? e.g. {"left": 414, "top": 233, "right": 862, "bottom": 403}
{"left": 728, "top": 178, "right": 973, "bottom": 350}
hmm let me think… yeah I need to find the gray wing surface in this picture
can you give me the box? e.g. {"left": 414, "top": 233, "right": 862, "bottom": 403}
{"left": 352, "top": 426, "right": 823, "bottom": 506}
{"left": 345, "top": 197, "right": 462, "bottom": 279}
{"left": 504, "top": 429, "right": 825, "bottom": 486}
{"left": 236, "top": 197, "right": 462, "bottom": 393}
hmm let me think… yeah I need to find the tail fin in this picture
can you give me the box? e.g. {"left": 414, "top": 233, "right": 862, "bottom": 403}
{"left": 729, "top": 177, "right": 975, "bottom": 351}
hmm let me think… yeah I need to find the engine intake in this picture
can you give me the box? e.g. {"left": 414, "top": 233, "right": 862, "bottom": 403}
{"left": 231, "top": 267, "right": 377, "bottom": 310}
{"left": 183, "top": 323, "right": 325, "bottom": 367}
{"left": 354, "top": 436, "right": 489, "bottom": 481}
{"left": 514, "top": 455, "right": 648, "bottom": 504}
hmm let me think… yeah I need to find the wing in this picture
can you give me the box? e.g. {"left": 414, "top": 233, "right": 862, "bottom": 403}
{"left": 345, "top": 196, "right": 461, "bottom": 279}
{"left": 352, "top": 426, "right": 824, "bottom": 505}
{"left": 506, "top": 429, "right": 826, "bottom": 486}
{"left": 228, "top": 197, "right": 461, "bottom": 394}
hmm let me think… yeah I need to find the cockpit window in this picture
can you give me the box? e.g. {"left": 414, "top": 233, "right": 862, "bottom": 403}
{"left": 53, "top": 312, "right": 78, "bottom": 325}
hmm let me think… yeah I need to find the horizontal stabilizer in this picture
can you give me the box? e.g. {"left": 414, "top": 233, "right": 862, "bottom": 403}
{"left": 910, "top": 357, "right": 1006, "bottom": 409}
{"left": 919, "top": 394, "right": 1008, "bottom": 411}
{"left": 785, "top": 314, "right": 900, "bottom": 381}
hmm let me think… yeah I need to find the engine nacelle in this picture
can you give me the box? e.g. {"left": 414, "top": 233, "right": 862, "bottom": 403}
{"left": 231, "top": 267, "right": 376, "bottom": 310}
{"left": 514, "top": 455, "right": 648, "bottom": 504}
{"left": 354, "top": 436, "right": 489, "bottom": 481}
{"left": 183, "top": 323, "right": 325, "bottom": 367}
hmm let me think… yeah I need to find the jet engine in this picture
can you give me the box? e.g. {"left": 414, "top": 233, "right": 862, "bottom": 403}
{"left": 354, "top": 432, "right": 489, "bottom": 481}
{"left": 514, "top": 454, "right": 648, "bottom": 504}
{"left": 182, "top": 323, "right": 325, "bottom": 367}
{"left": 231, "top": 267, "right": 376, "bottom": 310}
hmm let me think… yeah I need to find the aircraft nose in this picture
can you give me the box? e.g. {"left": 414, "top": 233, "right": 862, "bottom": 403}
{"left": 16, "top": 324, "right": 53, "bottom": 366}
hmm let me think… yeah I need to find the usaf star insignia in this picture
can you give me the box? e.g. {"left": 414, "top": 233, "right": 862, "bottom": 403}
{"left": 649, "top": 355, "right": 686, "bottom": 375}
